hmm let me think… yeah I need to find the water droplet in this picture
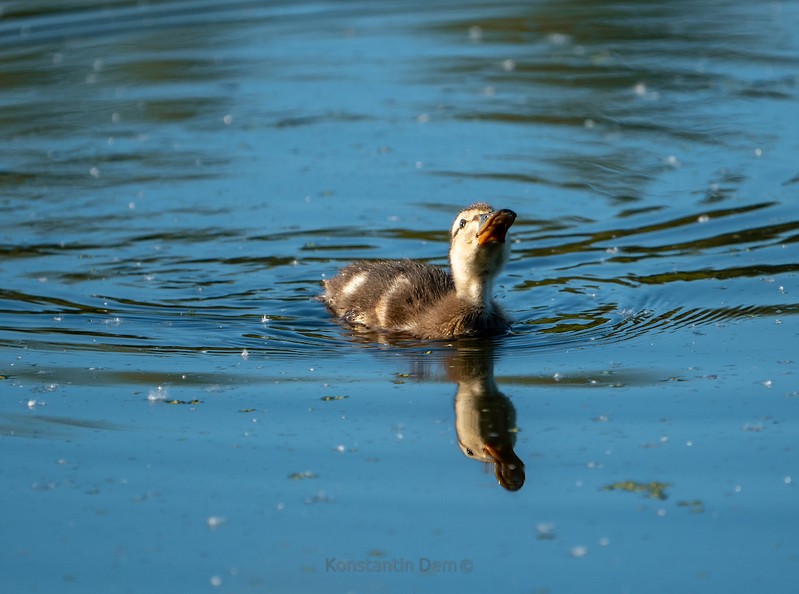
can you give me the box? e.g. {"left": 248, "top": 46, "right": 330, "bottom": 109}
{"left": 147, "top": 385, "right": 168, "bottom": 402}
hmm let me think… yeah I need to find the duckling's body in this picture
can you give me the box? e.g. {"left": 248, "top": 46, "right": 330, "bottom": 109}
{"left": 322, "top": 203, "right": 516, "bottom": 339}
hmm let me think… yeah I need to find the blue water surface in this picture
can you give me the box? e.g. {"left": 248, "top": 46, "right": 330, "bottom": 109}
{"left": 1, "top": 1, "right": 798, "bottom": 592}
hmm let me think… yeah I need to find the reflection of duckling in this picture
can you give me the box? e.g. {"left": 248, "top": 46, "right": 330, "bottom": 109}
{"left": 322, "top": 203, "right": 516, "bottom": 339}
{"left": 448, "top": 342, "right": 525, "bottom": 491}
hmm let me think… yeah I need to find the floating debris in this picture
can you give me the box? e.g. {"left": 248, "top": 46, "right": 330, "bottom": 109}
{"left": 239, "top": 408, "right": 256, "bottom": 413}
{"left": 288, "top": 471, "right": 318, "bottom": 480}
{"left": 164, "top": 399, "right": 203, "bottom": 406}
{"left": 304, "top": 491, "right": 333, "bottom": 504}
{"left": 321, "top": 395, "right": 349, "bottom": 402}
{"left": 602, "top": 480, "right": 671, "bottom": 500}
{"left": 536, "top": 522, "right": 556, "bottom": 540}
{"left": 677, "top": 499, "right": 705, "bottom": 514}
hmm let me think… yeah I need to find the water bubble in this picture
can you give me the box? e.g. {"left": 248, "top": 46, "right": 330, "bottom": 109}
{"left": 633, "top": 82, "right": 659, "bottom": 100}
{"left": 570, "top": 545, "right": 588, "bottom": 558}
{"left": 468, "top": 26, "right": 483, "bottom": 42}
{"left": 240, "top": 349, "right": 249, "bottom": 360}
{"left": 501, "top": 59, "right": 516, "bottom": 71}
{"left": 222, "top": 114, "right": 233, "bottom": 125}
{"left": 207, "top": 516, "right": 227, "bottom": 529}
{"left": 547, "top": 33, "right": 571, "bottom": 45}
{"left": 697, "top": 214, "right": 710, "bottom": 223}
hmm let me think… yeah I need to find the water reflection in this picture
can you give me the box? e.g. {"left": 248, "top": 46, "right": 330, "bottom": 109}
{"left": 447, "top": 340, "right": 525, "bottom": 491}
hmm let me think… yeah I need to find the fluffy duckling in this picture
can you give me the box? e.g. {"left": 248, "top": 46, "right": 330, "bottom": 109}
{"left": 322, "top": 203, "right": 516, "bottom": 339}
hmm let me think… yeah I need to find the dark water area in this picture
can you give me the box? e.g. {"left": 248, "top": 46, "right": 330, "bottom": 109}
{"left": 1, "top": 1, "right": 798, "bottom": 592}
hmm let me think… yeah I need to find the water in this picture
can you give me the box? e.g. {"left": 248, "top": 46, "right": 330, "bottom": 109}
{"left": 1, "top": 0, "right": 798, "bottom": 592}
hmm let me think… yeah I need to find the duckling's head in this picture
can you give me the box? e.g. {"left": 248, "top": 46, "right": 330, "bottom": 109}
{"left": 449, "top": 202, "right": 516, "bottom": 308}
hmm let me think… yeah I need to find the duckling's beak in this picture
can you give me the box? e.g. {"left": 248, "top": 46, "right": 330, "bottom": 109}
{"left": 484, "top": 443, "right": 525, "bottom": 491}
{"left": 477, "top": 209, "right": 516, "bottom": 245}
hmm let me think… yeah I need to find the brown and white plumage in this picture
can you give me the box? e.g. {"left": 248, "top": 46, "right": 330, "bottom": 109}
{"left": 321, "top": 203, "right": 516, "bottom": 339}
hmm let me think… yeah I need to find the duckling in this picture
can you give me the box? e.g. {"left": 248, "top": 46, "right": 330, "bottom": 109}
{"left": 322, "top": 203, "right": 516, "bottom": 339}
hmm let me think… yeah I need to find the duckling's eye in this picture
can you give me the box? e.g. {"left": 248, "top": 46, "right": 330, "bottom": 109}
{"left": 458, "top": 219, "right": 467, "bottom": 229}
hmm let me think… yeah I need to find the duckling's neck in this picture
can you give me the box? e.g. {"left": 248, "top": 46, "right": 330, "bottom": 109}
{"left": 449, "top": 247, "right": 497, "bottom": 310}
{"left": 453, "top": 273, "right": 494, "bottom": 310}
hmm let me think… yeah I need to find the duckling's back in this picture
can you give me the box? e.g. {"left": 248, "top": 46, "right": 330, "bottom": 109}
{"left": 322, "top": 259, "right": 453, "bottom": 335}
{"left": 322, "top": 259, "right": 510, "bottom": 339}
